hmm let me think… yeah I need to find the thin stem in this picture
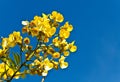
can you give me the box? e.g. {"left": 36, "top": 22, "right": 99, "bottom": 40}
{"left": 41, "top": 77, "right": 45, "bottom": 82}
{"left": 7, "top": 39, "right": 41, "bottom": 82}
{"left": 7, "top": 60, "right": 28, "bottom": 82}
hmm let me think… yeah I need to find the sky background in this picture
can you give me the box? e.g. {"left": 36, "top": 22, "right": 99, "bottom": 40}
{"left": 0, "top": 0, "right": 120, "bottom": 82}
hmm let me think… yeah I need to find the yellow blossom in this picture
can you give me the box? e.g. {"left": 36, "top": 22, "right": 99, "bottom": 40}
{"left": 43, "top": 58, "right": 54, "bottom": 70}
{"left": 42, "top": 70, "right": 48, "bottom": 76}
{"left": 14, "top": 72, "right": 21, "bottom": 79}
{"left": 52, "top": 52, "right": 60, "bottom": 58}
{"left": 70, "top": 45, "right": 77, "bottom": 52}
{"left": 44, "top": 37, "right": 49, "bottom": 43}
{"left": 22, "top": 26, "right": 29, "bottom": 33}
{"left": 50, "top": 11, "right": 64, "bottom": 22}
{"left": 8, "top": 34, "right": 16, "bottom": 47}
{"left": 60, "top": 62, "right": 68, "bottom": 69}
{"left": 50, "top": 27, "right": 56, "bottom": 36}
{"left": 34, "top": 59, "right": 41, "bottom": 65}
{"left": 0, "top": 63, "right": 5, "bottom": 72}
{"left": 12, "top": 31, "right": 22, "bottom": 44}
{"left": 1, "top": 38, "right": 9, "bottom": 49}
{"left": 0, "top": 49, "right": 3, "bottom": 57}
{"left": 24, "top": 37, "right": 30, "bottom": 44}
{"left": 63, "top": 51, "right": 70, "bottom": 56}
{"left": 44, "top": 62, "right": 53, "bottom": 71}
{"left": 52, "top": 37, "right": 60, "bottom": 47}
{"left": 52, "top": 37, "right": 59, "bottom": 43}
{"left": 59, "top": 56, "right": 66, "bottom": 63}
{"left": 33, "top": 16, "right": 42, "bottom": 26}
{"left": 59, "top": 29, "right": 70, "bottom": 38}
{"left": 61, "top": 22, "right": 73, "bottom": 32}
{"left": 63, "top": 44, "right": 69, "bottom": 50}
{"left": 31, "top": 27, "right": 39, "bottom": 37}
{"left": 0, "top": 11, "right": 77, "bottom": 80}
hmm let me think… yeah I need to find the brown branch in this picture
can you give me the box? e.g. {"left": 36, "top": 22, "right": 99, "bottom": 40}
{"left": 7, "top": 60, "right": 28, "bottom": 82}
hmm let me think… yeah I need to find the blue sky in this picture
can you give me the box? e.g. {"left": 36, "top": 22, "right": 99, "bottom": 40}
{"left": 0, "top": 0, "right": 120, "bottom": 82}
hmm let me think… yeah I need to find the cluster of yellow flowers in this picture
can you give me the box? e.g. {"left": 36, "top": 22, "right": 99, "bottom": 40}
{"left": 0, "top": 63, "right": 20, "bottom": 79}
{"left": 0, "top": 11, "right": 77, "bottom": 81}
{"left": 0, "top": 31, "right": 22, "bottom": 57}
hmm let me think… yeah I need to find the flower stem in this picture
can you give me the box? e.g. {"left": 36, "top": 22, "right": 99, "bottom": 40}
{"left": 41, "top": 77, "right": 45, "bottom": 82}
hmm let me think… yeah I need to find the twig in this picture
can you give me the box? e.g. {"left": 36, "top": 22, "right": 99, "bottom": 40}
{"left": 7, "top": 60, "right": 28, "bottom": 82}
{"left": 41, "top": 77, "right": 45, "bottom": 82}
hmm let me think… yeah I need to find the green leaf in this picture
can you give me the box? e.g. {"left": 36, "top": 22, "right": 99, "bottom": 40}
{"left": 8, "top": 57, "right": 16, "bottom": 69}
{"left": 13, "top": 53, "right": 21, "bottom": 66}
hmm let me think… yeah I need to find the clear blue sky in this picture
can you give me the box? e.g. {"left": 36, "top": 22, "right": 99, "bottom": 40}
{"left": 0, "top": 0, "right": 120, "bottom": 82}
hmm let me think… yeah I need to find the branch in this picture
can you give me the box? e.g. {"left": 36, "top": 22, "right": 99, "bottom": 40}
{"left": 7, "top": 60, "right": 28, "bottom": 82}
{"left": 41, "top": 77, "right": 45, "bottom": 82}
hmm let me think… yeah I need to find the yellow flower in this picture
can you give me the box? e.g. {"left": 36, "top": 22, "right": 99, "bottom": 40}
{"left": 12, "top": 31, "right": 22, "bottom": 44}
{"left": 7, "top": 31, "right": 22, "bottom": 47}
{"left": 70, "top": 45, "right": 77, "bottom": 52}
{"left": 24, "top": 37, "right": 30, "bottom": 44}
{"left": 42, "top": 70, "right": 48, "bottom": 76}
{"left": 44, "top": 62, "right": 53, "bottom": 71}
{"left": 43, "top": 58, "right": 54, "bottom": 70}
{"left": 14, "top": 72, "right": 21, "bottom": 79}
{"left": 63, "top": 51, "right": 70, "bottom": 56}
{"left": 3, "top": 74, "right": 7, "bottom": 79}
{"left": 52, "top": 37, "right": 59, "bottom": 43}
{"left": 0, "top": 49, "right": 7, "bottom": 57}
{"left": 62, "top": 22, "right": 73, "bottom": 32}
{"left": 45, "top": 27, "right": 56, "bottom": 37}
{"left": 7, "top": 68, "right": 17, "bottom": 78}
{"left": 60, "top": 62, "right": 68, "bottom": 69}
{"left": 0, "top": 49, "right": 3, "bottom": 57}
{"left": 59, "top": 29, "right": 70, "bottom": 38}
{"left": 50, "top": 11, "right": 64, "bottom": 22}
{"left": 51, "top": 60, "right": 59, "bottom": 69}
{"left": 36, "top": 49, "right": 42, "bottom": 54}
{"left": 50, "top": 27, "right": 56, "bottom": 36}
{"left": 8, "top": 34, "right": 16, "bottom": 47}
{"left": 33, "top": 16, "right": 42, "bottom": 26}
{"left": 44, "top": 37, "right": 49, "bottom": 43}
{"left": 34, "top": 59, "right": 41, "bottom": 65}
{"left": 59, "top": 56, "right": 66, "bottom": 63}
{"left": 52, "top": 52, "right": 60, "bottom": 58}
{"left": 46, "top": 47, "right": 54, "bottom": 54}
{"left": 42, "top": 13, "right": 49, "bottom": 20}
{"left": 22, "top": 26, "right": 29, "bottom": 33}
{"left": 0, "top": 63, "right": 5, "bottom": 72}
{"left": 52, "top": 37, "right": 60, "bottom": 47}
{"left": 31, "top": 27, "right": 39, "bottom": 37}
{"left": 1, "top": 38, "right": 8, "bottom": 49}
{"left": 63, "top": 44, "right": 69, "bottom": 50}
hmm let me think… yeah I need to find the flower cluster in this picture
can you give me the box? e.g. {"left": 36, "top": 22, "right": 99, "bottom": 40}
{"left": 0, "top": 11, "right": 77, "bottom": 82}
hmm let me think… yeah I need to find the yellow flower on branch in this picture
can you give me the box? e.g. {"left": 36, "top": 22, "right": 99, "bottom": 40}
{"left": 63, "top": 51, "right": 70, "bottom": 56}
{"left": 24, "top": 37, "right": 30, "bottom": 44}
{"left": 60, "top": 62, "right": 68, "bottom": 69}
{"left": 31, "top": 27, "right": 39, "bottom": 37}
{"left": 0, "top": 11, "right": 77, "bottom": 82}
{"left": 50, "top": 11, "right": 64, "bottom": 22}
{"left": 59, "top": 28, "right": 70, "bottom": 38}
{"left": 52, "top": 52, "right": 60, "bottom": 58}
{"left": 61, "top": 22, "right": 73, "bottom": 32}
{"left": 1, "top": 38, "right": 9, "bottom": 49}
{"left": 43, "top": 58, "right": 53, "bottom": 71}
{"left": 70, "top": 45, "right": 77, "bottom": 52}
